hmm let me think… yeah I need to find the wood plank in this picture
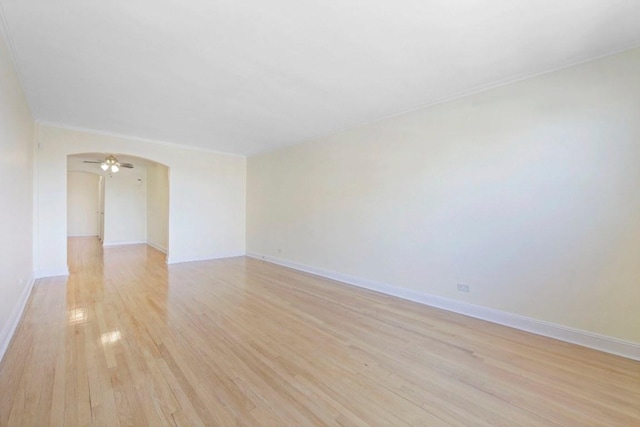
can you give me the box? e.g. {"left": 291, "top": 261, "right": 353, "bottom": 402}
{"left": 0, "top": 237, "right": 637, "bottom": 425}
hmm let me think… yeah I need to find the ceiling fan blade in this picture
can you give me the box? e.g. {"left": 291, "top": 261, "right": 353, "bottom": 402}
{"left": 120, "top": 163, "right": 134, "bottom": 168}
{"left": 83, "top": 160, "right": 103, "bottom": 164}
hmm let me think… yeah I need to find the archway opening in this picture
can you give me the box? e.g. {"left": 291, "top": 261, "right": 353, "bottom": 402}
{"left": 67, "top": 153, "right": 170, "bottom": 259}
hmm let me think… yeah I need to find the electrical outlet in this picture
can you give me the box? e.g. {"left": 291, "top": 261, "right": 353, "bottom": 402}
{"left": 457, "top": 284, "right": 470, "bottom": 293}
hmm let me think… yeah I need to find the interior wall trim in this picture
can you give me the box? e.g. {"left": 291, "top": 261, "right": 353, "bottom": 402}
{"left": 0, "top": 274, "right": 35, "bottom": 364}
{"left": 247, "top": 252, "right": 640, "bottom": 362}
{"left": 35, "top": 267, "right": 69, "bottom": 279}
{"left": 36, "top": 121, "right": 245, "bottom": 158}
{"left": 146, "top": 241, "right": 167, "bottom": 254}
{"left": 167, "top": 251, "right": 245, "bottom": 265}
{"left": 102, "top": 240, "right": 148, "bottom": 247}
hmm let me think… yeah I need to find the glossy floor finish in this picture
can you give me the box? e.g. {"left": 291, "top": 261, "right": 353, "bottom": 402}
{"left": 0, "top": 238, "right": 639, "bottom": 426}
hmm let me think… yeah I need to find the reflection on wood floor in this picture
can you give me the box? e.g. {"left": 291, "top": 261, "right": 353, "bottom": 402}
{"left": 0, "top": 237, "right": 638, "bottom": 425}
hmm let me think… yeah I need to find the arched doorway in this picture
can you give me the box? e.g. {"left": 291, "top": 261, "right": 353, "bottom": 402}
{"left": 67, "top": 153, "right": 170, "bottom": 258}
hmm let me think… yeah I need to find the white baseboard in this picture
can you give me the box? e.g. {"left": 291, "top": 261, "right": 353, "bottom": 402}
{"left": 35, "top": 267, "right": 69, "bottom": 279}
{"left": 0, "top": 275, "right": 36, "bottom": 364}
{"left": 147, "top": 241, "right": 167, "bottom": 254}
{"left": 102, "top": 240, "right": 148, "bottom": 247}
{"left": 167, "top": 251, "right": 245, "bottom": 265}
{"left": 104, "top": 240, "right": 167, "bottom": 253}
{"left": 247, "top": 252, "right": 640, "bottom": 361}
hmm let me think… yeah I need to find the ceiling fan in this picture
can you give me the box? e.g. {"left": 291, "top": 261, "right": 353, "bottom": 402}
{"left": 83, "top": 155, "right": 134, "bottom": 173}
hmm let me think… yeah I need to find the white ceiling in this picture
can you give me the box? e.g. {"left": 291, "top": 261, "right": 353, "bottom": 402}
{"left": 2, "top": 1, "right": 640, "bottom": 155}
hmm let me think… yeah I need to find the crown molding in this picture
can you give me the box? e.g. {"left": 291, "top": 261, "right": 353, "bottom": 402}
{"left": 252, "top": 42, "right": 640, "bottom": 157}
{"left": 36, "top": 120, "right": 246, "bottom": 158}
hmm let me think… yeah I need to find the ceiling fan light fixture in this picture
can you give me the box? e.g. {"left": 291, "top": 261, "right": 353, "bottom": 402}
{"left": 84, "top": 155, "right": 132, "bottom": 172}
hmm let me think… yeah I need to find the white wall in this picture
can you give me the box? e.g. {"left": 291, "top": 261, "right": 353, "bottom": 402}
{"left": 35, "top": 125, "right": 246, "bottom": 276}
{"left": 147, "top": 162, "right": 169, "bottom": 252}
{"left": 247, "top": 48, "right": 640, "bottom": 344}
{"left": 67, "top": 157, "right": 148, "bottom": 245}
{"left": 0, "top": 22, "right": 34, "bottom": 358}
{"left": 67, "top": 171, "right": 99, "bottom": 237}
{"left": 103, "top": 167, "right": 147, "bottom": 245}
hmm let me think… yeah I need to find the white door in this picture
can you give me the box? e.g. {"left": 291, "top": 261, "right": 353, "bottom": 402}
{"left": 98, "top": 176, "right": 105, "bottom": 241}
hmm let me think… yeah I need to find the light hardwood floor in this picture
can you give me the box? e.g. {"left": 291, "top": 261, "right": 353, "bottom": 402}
{"left": 0, "top": 237, "right": 638, "bottom": 426}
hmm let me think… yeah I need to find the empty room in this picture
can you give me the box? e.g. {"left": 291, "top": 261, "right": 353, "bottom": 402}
{"left": 1, "top": 0, "right": 639, "bottom": 425}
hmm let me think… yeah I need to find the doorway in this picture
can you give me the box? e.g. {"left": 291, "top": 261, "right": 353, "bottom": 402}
{"left": 67, "top": 153, "right": 170, "bottom": 258}
{"left": 98, "top": 175, "right": 105, "bottom": 241}
{"left": 67, "top": 171, "right": 100, "bottom": 237}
